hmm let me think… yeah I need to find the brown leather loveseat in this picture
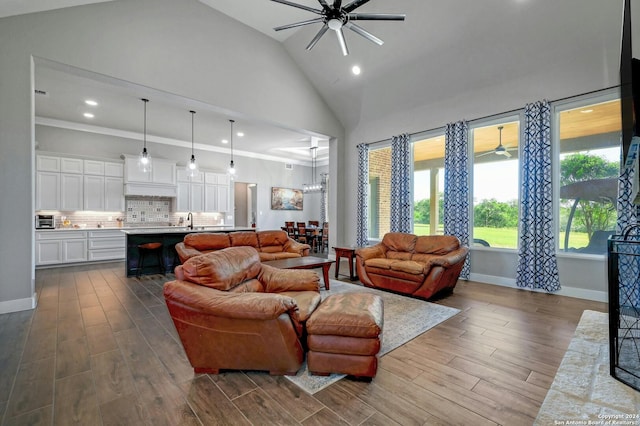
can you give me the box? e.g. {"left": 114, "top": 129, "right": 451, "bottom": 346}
{"left": 175, "top": 230, "right": 310, "bottom": 264}
{"left": 163, "top": 246, "right": 321, "bottom": 375}
{"left": 356, "top": 232, "right": 469, "bottom": 300}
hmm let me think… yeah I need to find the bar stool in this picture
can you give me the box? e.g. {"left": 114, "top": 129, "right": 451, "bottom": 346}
{"left": 137, "top": 242, "right": 164, "bottom": 277}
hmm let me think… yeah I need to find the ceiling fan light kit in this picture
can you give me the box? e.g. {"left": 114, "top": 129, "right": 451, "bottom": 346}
{"left": 271, "top": 0, "right": 405, "bottom": 56}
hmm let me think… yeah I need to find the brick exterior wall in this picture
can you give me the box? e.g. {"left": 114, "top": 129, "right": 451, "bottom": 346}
{"left": 369, "top": 147, "right": 392, "bottom": 238}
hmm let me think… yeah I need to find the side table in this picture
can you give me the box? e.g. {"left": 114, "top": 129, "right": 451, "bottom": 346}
{"left": 333, "top": 246, "right": 358, "bottom": 280}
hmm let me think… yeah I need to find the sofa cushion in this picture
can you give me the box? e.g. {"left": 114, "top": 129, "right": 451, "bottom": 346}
{"left": 386, "top": 251, "right": 412, "bottom": 261}
{"left": 382, "top": 232, "right": 417, "bottom": 253}
{"left": 415, "top": 235, "right": 460, "bottom": 255}
{"left": 184, "top": 233, "right": 231, "bottom": 251}
{"left": 228, "top": 279, "right": 264, "bottom": 293}
{"left": 259, "top": 252, "right": 301, "bottom": 261}
{"left": 389, "top": 260, "right": 424, "bottom": 275}
{"left": 182, "top": 246, "right": 262, "bottom": 290}
{"left": 411, "top": 253, "right": 439, "bottom": 264}
{"left": 229, "top": 231, "right": 260, "bottom": 248}
{"left": 258, "top": 230, "right": 290, "bottom": 253}
{"left": 365, "top": 258, "right": 394, "bottom": 270}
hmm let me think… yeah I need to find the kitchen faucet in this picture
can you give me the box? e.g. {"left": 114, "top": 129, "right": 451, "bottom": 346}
{"left": 187, "top": 212, "right": 193, "bottom": 230}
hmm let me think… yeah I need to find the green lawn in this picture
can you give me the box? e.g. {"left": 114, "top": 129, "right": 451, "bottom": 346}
{"left": 413, "top": 224, "right": 590, "bottom": 249}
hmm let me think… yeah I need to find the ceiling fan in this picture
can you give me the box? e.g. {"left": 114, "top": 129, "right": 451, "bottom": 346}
{"left": 476, "top": 126, "right": 517, "bottom": 158}
{"left": 271, "top": 0, "right": 406, "bottom": 56}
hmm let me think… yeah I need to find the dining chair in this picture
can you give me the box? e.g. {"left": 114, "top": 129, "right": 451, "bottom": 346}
{"left": 321, "top": 222, "right": 329, "bottom": 253}
{"left": 308, "top": 220, "right": 319, "bottom": 228}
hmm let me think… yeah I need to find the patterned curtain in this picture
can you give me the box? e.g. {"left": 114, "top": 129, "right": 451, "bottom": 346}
{"left": 444, "top": 121, "right": 470, "bottom": 279}
{"left": 390, "top": 133, "right": 412, "bottom": 233}
{"left": 516, "top": 100, "right": 560, "bottom": 292}
{"left": 356, "top": 143, "right": 369, "bottom": 247}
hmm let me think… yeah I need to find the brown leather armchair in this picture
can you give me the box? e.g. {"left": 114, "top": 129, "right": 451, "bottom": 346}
{"left": 164, "top": 246, "right": 321, "bottom": 375}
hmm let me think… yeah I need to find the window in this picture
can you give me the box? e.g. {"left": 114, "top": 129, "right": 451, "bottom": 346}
{"left": 557, "top": 97, "right": 621, "bottom": 255}
{"left": 413, "top": 134, "right": 445, "bottom": 235}
{"left": 368, "top": 145, "right": 391, "bottom": 240}
{"left": 471, "top": 120, "right": 520, "bottom": 249}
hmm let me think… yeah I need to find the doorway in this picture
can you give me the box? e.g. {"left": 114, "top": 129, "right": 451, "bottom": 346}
{"left": 234, "top": 182, "right": 257, "bottom": 228}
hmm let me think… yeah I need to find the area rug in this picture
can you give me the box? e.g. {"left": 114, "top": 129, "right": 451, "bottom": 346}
{"left": 534, "top": 310, "right": 640, "bottom": 425}
{"left": 285, "top": 280, "right": 460, "bottom": 394}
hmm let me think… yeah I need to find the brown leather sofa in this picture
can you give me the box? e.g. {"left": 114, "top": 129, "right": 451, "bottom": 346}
{"left": 163, "top": 246, "right": 321, "bottom": 375}
{"left": 356, "top": 232, "right": 469, "bottom": 300}
{"left": 175, "top": 230, "right": 310, "bottom": 264}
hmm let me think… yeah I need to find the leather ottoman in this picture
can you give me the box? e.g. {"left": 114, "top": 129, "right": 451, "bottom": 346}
{"left": 306, "top": 292, "right": 383, "bottom": 378}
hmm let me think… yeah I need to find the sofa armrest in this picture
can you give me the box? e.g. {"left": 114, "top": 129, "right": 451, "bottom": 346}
{"left": 164, "top": 280, "right": 298, "bottom": 320}
{"left": 175, "top": 242, "right": 203, "bottom": 264}
{"left": 356, "top": 244, "right": 386, "bottom": 262}
{"left": 283, "top": 238, "right": 311, "bottom": 256}
{"left": 258, "top": 264, "right": 320, "bottom": 293}
{"left": 427, "top": 247, "right": 469, "bottom": 269}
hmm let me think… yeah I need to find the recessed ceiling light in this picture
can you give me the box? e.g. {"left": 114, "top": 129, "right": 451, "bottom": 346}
{"left": 580, "top": 109, "right": 594, "bottom": 114}
{"left": 83, "top": 112, "right": 94, "bottom": 118}
{"left": 237, "top": 132, "right": 244, "bottom": 137}
{"left": 352, "top": 65, "right": 361, "bottom": 75}
{"left": 221, "top": 139, "right": 229, "bottom": 144}
{"left": 85, "top": 99, "right": 98, "bottom": 106}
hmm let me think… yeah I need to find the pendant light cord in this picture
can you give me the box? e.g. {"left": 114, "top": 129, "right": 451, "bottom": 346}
{"left": 190, "top": 110, "right": 196, "bottom": 156}
{"left": 142, "top": 98, "right": 149, "bottom": 150}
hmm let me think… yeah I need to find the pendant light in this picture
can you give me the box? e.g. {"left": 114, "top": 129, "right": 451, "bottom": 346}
{"left": 137, "top": 98, "right": 151, "bottom": 172}
{"left": 228, "top": 119, "right": 236, "bottom": 177}
{"left": 186, "top": 110, "right": 198, "bottom": 177}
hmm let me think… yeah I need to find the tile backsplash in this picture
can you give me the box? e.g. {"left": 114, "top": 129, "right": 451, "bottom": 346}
{"left": 126, "top": 198, "right": 171, "bottom": 224}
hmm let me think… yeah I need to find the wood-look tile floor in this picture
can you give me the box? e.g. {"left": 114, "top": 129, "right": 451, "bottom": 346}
{"left": 0, "top": 261, "right": 606, "bottom": 425}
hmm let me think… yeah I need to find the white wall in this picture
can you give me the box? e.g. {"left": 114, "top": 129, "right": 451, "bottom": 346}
{"left": 0, "top": 0, "right": 343, "bottom": 312}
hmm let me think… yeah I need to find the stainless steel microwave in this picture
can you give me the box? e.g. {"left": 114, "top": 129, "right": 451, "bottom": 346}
{"left": 35, "top": 214, "right": 55, "bottom": 229}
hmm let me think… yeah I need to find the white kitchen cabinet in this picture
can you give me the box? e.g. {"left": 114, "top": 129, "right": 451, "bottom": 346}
{"left": 125, "top": 157, "right": 151, "bottom": 183}
{"left": 64, "top": 239, "right": 88, "bottom": 262}
{"left": 36, "top": 171, "right": 60, "bottom": 210}
{"left": 37, "top": 155, "right": 60, "bottom": 172}
{"left": 84, "top": 175, "right": 105, "bottom": 210}
{"left": 36, "top": 231, "right": 88, "bottom": 265}
{"left": 88, "top": 230, "right": 125, "bottom": 261}
{"left": 204, "top": 172, "right": 229, "bottom": 186}
{"left": 104, "top": 162, "right": 124, "bottom": 177}
{"left": 204, "top": 184, "right": 229, "bottom": 213}
{"left": 84, "top": 160, "right": 105, "bottom": 175}
{"left": 61, "top": 173, "right": 84, "bottom": 211}
{"left": 191, "top": 183, "right": 204, "bottom": 212}
{"left": 104, "top": 177, "right": 124, "bottom": 211}
{"left": 61, "top": 157, "right": 84, "bottom": 174}
{"left": 176, "top": 181, "right": 190, "bottom": 212}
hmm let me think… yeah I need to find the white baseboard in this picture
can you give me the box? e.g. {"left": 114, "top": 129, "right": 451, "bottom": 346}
{"left": 0, "top": 293, "right": 37, "bottom": 314}
{"left": 468, "top": 273, "right": 607, "bottom": 303}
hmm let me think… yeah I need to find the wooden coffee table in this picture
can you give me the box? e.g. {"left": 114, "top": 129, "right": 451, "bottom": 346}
{"left": 263, "top": 257, "right": 335, "bottom": 290}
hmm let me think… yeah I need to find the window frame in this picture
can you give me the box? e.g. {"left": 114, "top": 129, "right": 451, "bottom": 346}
{"left": 552, "top": 87, "right": 621, "bottom": 259}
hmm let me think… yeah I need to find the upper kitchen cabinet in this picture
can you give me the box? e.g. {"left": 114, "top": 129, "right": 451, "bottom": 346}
{"left": 123, "top": 155, "right": 177, "bottom": 197}
{"left": 35, "top": 155, "right": 124, "bottom": 212}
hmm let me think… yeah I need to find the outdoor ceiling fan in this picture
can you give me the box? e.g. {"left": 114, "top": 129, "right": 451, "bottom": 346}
{"left": 271, "top": 0, "right": 406, "bottom": 56}
{"left": 476, "top": 126, "right": 517, "bottom": 159}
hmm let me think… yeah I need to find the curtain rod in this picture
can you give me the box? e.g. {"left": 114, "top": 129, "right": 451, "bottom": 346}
{"left": 363, "top": 85, "right": 620, "bottom": 146}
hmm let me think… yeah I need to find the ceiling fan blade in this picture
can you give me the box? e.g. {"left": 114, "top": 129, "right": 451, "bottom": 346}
{"left": 476, "top": 151, "right": 494, "bottom": 158}
{"left": 335, "top": 27, "right": 349, "bottom": 56}
{"left": 503, "top": 151, "right": 512, "bottom": 158}
{"left": 345, "top": 22, "right": 383, "bottom": 45}
{"left": 306, "top": 25, "right": 329, "bottom": 50}
{"left": 349, "top": 13, "right": 406, "bottom": 21}
{"left": 270, "top": 0, "right": 323, "bottom": 14}
{"left": 275, "top": 17, "right": 324, "bottom": 31}
{"left": 343, "top": 0, "right": 370, "bottom": 12}
{"left": 317, "top": 0, "right": 330, "bottom": 9}
{"left": 333, "top": 0, "right": 342, "bottom": 9}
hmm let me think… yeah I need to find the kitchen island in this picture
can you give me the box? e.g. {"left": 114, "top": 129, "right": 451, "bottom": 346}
{"left": 123, "top": 226, "right": 255, "bottom": 276}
